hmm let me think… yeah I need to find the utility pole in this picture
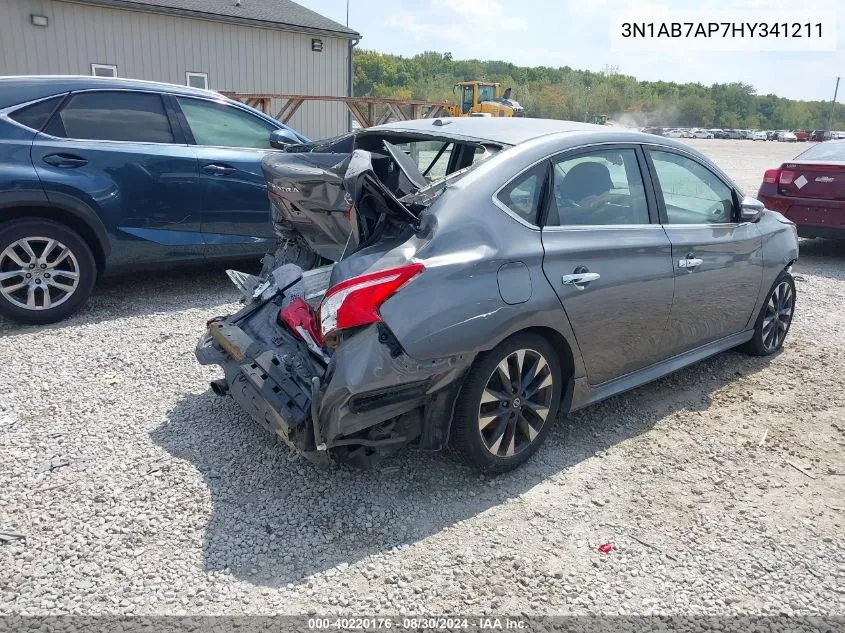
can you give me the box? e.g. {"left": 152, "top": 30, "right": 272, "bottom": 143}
{"left": 828, "top": 76, "right": 840, "bottom": 131}
{"left": 346, "top": 0, "right": 349, "bottom": 26}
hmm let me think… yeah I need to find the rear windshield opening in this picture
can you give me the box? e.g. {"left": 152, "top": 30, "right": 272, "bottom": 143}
{"left": 796, "top": 142, "right": 845, "bottom": 162}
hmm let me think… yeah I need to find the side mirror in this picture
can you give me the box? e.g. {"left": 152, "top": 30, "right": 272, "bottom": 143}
{"left": 739, "top": 195, "right": 765, "bottom": 222}
{"left": 269, "top": 128, "right": 301, "bottom": 149}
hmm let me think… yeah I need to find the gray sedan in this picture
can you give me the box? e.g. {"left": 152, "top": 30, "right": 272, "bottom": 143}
{"left": 196, "top": 118, "right": 799, "bottom": 473}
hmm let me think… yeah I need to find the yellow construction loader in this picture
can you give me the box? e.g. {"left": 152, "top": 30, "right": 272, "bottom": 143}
{"left": 446, "top": 81, "right": 524, "bottom": 117}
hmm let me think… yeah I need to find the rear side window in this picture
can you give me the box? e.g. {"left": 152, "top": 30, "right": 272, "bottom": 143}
{"left": 547, "top": 149, "right": 649, "bottom": 226}
{"left": 9, "top": 96, "right": 64, "bottom": 131}
{"left": 496, "top": 163, "right": 546, "bottom": 225}
{"left": 45, "top": 91, "right": 174, "bottom": 143}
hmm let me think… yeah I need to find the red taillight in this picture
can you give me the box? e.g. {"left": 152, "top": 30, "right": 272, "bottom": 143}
{"left": 319, "top": 262, "right": 424, "bottom": 337}
{"left": 763, "top": 169, "right": 780, "bottom": 184}
{"left": 763, "top": 169, "right": 795, "bottom": 186}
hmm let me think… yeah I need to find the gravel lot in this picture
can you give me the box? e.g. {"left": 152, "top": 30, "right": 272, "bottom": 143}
{"left": 1, "top": 139, "right": 844, "bottom": 617}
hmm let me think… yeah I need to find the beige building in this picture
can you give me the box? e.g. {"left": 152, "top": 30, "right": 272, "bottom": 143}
{"left": 0, "top": 0, "right": 360, "bottom": 139}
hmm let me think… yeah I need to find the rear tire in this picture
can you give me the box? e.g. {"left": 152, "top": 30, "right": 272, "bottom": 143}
{"left": 0, "top": 219, "right": 96, "bottom": 325}
{"left": 741, "top": 270, "right": 795, "bottom": 356}
{"left": 448, "top": 333, "right": 563, "bottom": 473}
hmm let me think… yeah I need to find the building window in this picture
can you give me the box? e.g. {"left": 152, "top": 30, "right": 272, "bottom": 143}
{"left": 186, "top": 72, "right": 209, "bottom": 90}
{"left": 91, "top": 63, "right": 117, "bottom": 77}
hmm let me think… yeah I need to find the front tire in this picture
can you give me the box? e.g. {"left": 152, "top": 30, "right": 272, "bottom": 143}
{"left": 742, "top": 270, "right": 795, "bottom": 356}
{"left": 448, "top": 333, "right": 563, "bottom": 473}
{"left": 0, "top": 219, "right": 96, "bottom": 325}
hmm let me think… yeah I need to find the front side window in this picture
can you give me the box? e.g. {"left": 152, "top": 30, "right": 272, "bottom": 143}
{"left": 177, "top": 97, "right": 275, "bottom": 149}
{"left": 649, "top": 150, "right": 734, "bottom": 224}
{"left": 45, "top": 91, "right": 174, "bottom": 143}
{"left": 546, "top": 149, "right": 649, "bottom": 226}
{"left": 496, "top": 163, "right": 546, "bottom": 224}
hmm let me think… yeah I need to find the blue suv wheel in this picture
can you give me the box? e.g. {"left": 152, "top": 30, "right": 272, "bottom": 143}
{"left": 0, "top": 219, "right": 96, "bottom": 324}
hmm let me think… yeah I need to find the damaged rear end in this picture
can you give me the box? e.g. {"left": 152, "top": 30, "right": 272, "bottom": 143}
{"left": 264, "top": 142, "right": 424, "bottom": 263}
{"left": 196, "top": 149, "right": 468, "bottom": 467}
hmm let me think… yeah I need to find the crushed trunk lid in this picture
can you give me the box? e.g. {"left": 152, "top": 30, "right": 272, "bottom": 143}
{"left": 263, "top": 145, "right": 420, "bottom": 262}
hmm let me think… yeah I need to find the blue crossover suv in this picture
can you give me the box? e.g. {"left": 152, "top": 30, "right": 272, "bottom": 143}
{"left": 0, "top": 76, "right": 309, "bottom": 324}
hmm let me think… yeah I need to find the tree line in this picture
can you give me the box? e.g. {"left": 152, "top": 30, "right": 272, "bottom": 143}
{"left": 353, "top": 49, "right": 844, "bottom": 130}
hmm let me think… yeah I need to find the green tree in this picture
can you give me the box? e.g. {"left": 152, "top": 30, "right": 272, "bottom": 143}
{"left": 351, "top": 49, "right": 840, "bottom": 130}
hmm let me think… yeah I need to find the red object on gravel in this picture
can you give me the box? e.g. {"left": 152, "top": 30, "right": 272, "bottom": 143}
{"left": 598, "top": 543, "right": 613, "bottom": 554}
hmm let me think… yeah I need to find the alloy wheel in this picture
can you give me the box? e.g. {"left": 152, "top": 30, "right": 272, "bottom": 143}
{"left": 762, "top": 280, "right": 793, "bottom": 352}
{"left": 0, "top": 237, "right": 80, "bottom": 311}
{"left": 478, "top": 348, "right": 554, "bottom": 458}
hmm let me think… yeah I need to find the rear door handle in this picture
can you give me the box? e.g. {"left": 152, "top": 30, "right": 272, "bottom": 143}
{"left": 561, "top": 272, "right": 600, "bottom": 288}
{"left": 42, "top": 153, "right": 88, "bottom": 168}
{"left": 203, "top": 163, "right": 235, "bottom": 176}
{"left": 678, "top": 257, "right": 703, "bottom": 269}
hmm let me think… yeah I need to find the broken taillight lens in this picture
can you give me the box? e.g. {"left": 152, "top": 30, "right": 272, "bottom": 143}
{"left": 319, "top": 262, "right": 424, "bottom": 338}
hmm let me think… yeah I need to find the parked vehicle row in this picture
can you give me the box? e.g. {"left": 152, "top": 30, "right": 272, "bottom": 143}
{"left": 643, "top": 127, "right": 835, "bottom": 142}
{"left": 196, "top": 118, "right": 799, "bottom": 472}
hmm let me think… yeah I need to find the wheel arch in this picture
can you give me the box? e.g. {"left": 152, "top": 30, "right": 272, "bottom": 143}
{"left": 0, "top": 205, "right": 109, "bottom": 274}
{"left": 428, "top": 324, "right": 577, "bottom": 452}
{"left": 516, "top": 325, "right": 576, "bottom": 414}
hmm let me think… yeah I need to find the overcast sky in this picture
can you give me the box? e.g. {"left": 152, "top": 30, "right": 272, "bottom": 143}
{"left": 297, "top": 0, "right": 843, "bottom": 103}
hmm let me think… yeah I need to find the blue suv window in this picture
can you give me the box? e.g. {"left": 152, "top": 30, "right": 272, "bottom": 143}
{"left": 44, "top": 91, "right": 174, "bottom": 143}
{"left": 9, "top": 96, "right": 64, "bottom": 131}
{"left": 176, "top": 97, "right": 275, "bottom": 149}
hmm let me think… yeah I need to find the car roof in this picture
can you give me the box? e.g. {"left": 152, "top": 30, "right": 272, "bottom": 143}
{"left": 0, "top": 75, "right": 235, "bottom": 108}
{"left": 373, "top": 116, "right": 701, "bottom": 158}
{"left": 366, "top": 117, "right": 610, "bottom": 147}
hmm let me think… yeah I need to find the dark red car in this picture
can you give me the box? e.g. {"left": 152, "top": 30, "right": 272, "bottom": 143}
{"left": 758, "top": 141, "right": 845, "bottom": 239}
{"left": 792, "top": 130, "right": 809, "bottom": 142}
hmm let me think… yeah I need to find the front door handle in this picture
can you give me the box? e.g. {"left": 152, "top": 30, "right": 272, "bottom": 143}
{"left": 42, "top": 153, "right": 88, "bottom": 168}
{"left": 203, "top": 163, "right": 235, "bottom": 176}
{"left": 678, "top": 257, "right": 703, "bottom": 269}
{"left": 562, "top": 271, "right": 600, "bottom": 289}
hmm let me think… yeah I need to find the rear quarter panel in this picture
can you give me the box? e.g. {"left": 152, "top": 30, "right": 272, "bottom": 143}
{"left": 377, "top": 143, "right": 587, "bottom": 380}
{"left": 0, "top": 120, "right": 47, "bottom": 216}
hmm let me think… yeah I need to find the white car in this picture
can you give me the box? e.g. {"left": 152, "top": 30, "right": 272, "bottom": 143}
{"left": 692, "top": 129, "right": 714, "bottom": 139}
{"left": 751, "top": 130, "right": 767, "bottom": 141}
{"left": 778, "top": 131, "right": 797, "bottom": 142}
{"left": 664, "top": 129, "right": 684, "bottom": 138}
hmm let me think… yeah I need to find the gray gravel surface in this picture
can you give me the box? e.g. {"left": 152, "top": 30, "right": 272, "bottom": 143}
{"left": 1, "top": 140, "right": 844, "bottom": 616}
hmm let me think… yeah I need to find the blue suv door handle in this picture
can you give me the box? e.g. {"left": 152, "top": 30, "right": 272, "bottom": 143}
{"left": 43, "top": 153, "right": 88, "bottom": 168}
{"left": 202, "top": 163, "right": 235, "bottom": 176}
